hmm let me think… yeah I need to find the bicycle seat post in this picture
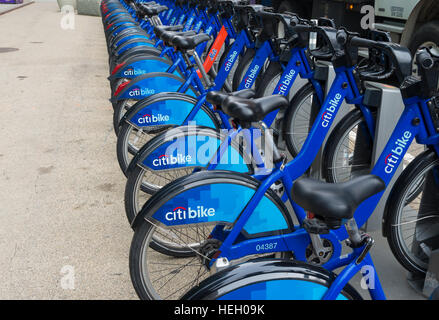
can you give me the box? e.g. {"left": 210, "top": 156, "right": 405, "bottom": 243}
{"left": 345, "top": 219, "right": 363, "bottom": 247}
{"left": 188, "top": 49, "right": 213, "bottom": 88}
{"left": 257, "top": 121, "right": 283, "bottom": 165}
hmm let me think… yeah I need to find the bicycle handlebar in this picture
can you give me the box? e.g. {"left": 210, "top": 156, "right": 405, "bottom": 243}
{"left": 336, "top": 28, "right": 412, "bottom": 84}
{"left": 417, "top": 49, "right": 435, "bottom": 70}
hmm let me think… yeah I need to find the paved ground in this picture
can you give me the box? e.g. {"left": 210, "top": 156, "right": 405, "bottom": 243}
{"left": 0, "top": 1, "right": 426, "bottom": 300}
{"left": 0, "top": 1, "right": 136, "bottom": 299}
{"left": 0, "top": 1, "right": 33, "bottom": 15}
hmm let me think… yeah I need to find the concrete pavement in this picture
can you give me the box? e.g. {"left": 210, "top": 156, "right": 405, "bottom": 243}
{"left": 0, "top": 1, "right": 33, "bottom": 15}
{"left": 0, "top": 1, "right": 426, "bottom": 300}
{"left": 0, "top": 1, "right": 136, "bottom": 299}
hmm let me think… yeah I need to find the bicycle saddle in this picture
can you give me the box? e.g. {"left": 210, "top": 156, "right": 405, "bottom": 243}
{"left": 171, "top": 33, "right": 211, "bottom": 50}
{"left": 153, "top": 25, "right": 184, "bottom": 37}
{"left": 292, "top": 175, "right": 385, "bottom": 221}
{"left": 160, "top": 30, "right": 197, "bottom": 45}
{"left": 221, "top": 95, "right": 289, "bottom": 122}
{"left": 141, "top": 5, "right": 168, "bottom": 17}
{"left": 206, "top": 89, "right": 255, "bottom": 107}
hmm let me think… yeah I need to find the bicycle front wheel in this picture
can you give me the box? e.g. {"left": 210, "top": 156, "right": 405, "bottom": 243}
{"left": 283, "top": 83, "right": 317, "bottom": 157}
{"left": 182, "top": 259, "right": 363, "bottom": 300}
{"left": 385, "top": 149, "right": 439, "bottom": 274}
{"left": 322, "top": 109, "right": 426, "bottom": 195}
{"left": 130, "top": 219, "right": 214, "bottom": 300}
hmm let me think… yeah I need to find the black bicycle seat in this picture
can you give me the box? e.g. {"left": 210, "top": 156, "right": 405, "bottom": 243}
{"left": 154, "top": 25, "right": 184, "bottom": 37}
{"left": 160, "top": 30, "right": 197, "bottom": 45}
{"left": 142, "top": 5, "right": 167, "bottom": 17}
{"left": 206, "top": 89, "right": 256, "bottom": 107}
{"left": 221, "top": 95, "right": 289, "bottom": 122}
{"left": 171, "top": 33, "right": 211, "bottom": 50}
{"left": 292, "top": 175, "right": 385, "bottom": 221}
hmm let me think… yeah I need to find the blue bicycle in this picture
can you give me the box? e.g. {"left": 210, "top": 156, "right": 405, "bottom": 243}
{"left": 105, "top": 0, "right": 228, "bottom": 133}
{"left": 121, "top": 12, "right": 342, "bottom": 222}
{"left": 126, "top": 23, "right": 435, "bottom": 299}
{"left": 183, "top": 48, "right": 439, "bottom": 300}
{"left": 121, "top": 17, "right": 393, "bottom": 226}
{"left": 114, "top": 7, "right": 305, "bottom": 175}
{"left": 107, "top": 0, "right": 230, "bottom": 93}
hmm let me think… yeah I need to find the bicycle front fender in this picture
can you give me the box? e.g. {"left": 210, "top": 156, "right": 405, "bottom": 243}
{"left": 135, "top": 125, "right": 252, "bottom": 173}
{"left": 131, "top": 171, "right": 293, "bottom": 237}
{"left": 110, "top": 73, "right": 197, "bottom": 103}
{"left": 181, "top": 259, "right": 360, "bottom": 300}
{"left": 115, "top": 40, "right": 156, "bottom": 56}
{"left": 120, "top": 92, "right": 217, "bottom": 129}
{"left": 113, "top": 34, "right": 151, "bottom": 49}
{"left": 109, "top": 56, "right": 180, "bottom": 80}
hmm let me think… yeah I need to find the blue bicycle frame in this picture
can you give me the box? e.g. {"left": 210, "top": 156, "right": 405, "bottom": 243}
{"left": 208, "top": 81, "right": 439, "bottom": 300}
{"left": 111, "top": 5, "right": 231, "bottom": 98}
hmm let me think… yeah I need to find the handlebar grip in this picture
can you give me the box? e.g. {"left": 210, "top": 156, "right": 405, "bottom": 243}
{"left": 336, "top": 29, "right": 378, "bottom": 48}
{"left": 417, "top": 50, "right": 435, "bottom": 70}
{"left": 290, "top": 24, "right": 313, "bottom": 33}
{"left": 336, "top": 30, "right": 347, "bottom": 45}
{"left": 350, "top": 36, "right": 377, "bottom": 48}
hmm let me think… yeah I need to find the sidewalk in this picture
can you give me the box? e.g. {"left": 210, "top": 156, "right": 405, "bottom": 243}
{"left": 0, "top": 0, "right": 34, "bottom": 15}
{"left": 0, "top": 1, "right": 426, "bottom": 300}
{"left": 0, "top": 1, "right": 136, "bottom": 299}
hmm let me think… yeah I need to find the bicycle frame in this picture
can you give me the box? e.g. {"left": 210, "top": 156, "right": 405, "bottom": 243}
{"left": 167, "top": 40, "right": 319, "bottom": 172}
{"left": 111, "top": 5, "right": 238, "bottom": 100}
{"left": 203, "top": 45, "right": 326, "bottom": 174}
{"left": 208, "top": 89, "right": 439, "bottom": 300}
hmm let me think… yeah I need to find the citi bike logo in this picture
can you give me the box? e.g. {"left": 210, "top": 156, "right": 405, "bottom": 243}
{"left": 152, "top": 154, "right": 192, "bottom": 166}
{"left": 129, "top": 87, "right": 156, "bottom": 97}
{"left": 224, "top": 50, "right": 238, "bottom": 72}
{"left": 244, "top": 65, "right": 260, "bottom": 89}
{"left": 209, "top": 49, "right": 217, "bottom": 62}
{"left": 138, "top": 113, "right": 169, "bottom": 124}
{"left": 276, "top": 69, "right": 296, "bottom": 95}
{"left": 384, "top": 131, "right": 412, "bottom": 174}
{"left": 123, "top": 67, "right": 146, "bottom": 76}
{"left": 195, "top": 21, "right": 203, "bottom": 31}
{"left": 321, "top": 93, "right": 342, "bottom": 127}
{"left": 165, "top": 206, "right": 216, "bottom": 221}
{"left": 205, "top": 26, "right": 213, "bottom": 35}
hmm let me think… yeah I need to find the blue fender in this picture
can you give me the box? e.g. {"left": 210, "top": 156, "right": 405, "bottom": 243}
{"left": 181, "top": 259, "right": 361, "bottom": 300}
{"left": 109, "top": 55, "right": 181, "bottom": 80}
{"left": 131, "top": 171, "right": 293, "bottom": 237}
{"left": 138, "top": 127, "right": 252, "bottom": 174}
{"left": 104, "top": 11, "right": 130, "bottom": 23}
{"left": 121, "top": 93, "right": 217, "bottom": 129}
{"left": 106, "top": 21, "right": 136, "bottom": 35}
{"left": 113, "top": 34, "right": 150, "bottom": 49}
{"left": 115, "top": 39, "right": 155, "bottom": 56}
{"left": 111, "top": 72, "right": 197, "bottom": 103}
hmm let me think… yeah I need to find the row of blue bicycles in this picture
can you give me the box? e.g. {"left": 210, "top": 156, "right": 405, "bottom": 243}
{"left": 100, "top": 0, "right": 439, "bottom": 300}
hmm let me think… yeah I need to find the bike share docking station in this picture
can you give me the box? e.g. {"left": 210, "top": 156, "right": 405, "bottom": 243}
{"left": 306, "top": 60, "right": 405, "bottom": 231}
{"left": 306, "top": 60, "right": 439, "bottom": 297}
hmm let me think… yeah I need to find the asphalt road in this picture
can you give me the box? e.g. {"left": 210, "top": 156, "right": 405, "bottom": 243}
{"left": 0, "top": 1, "right": 426, "bottom": 300}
